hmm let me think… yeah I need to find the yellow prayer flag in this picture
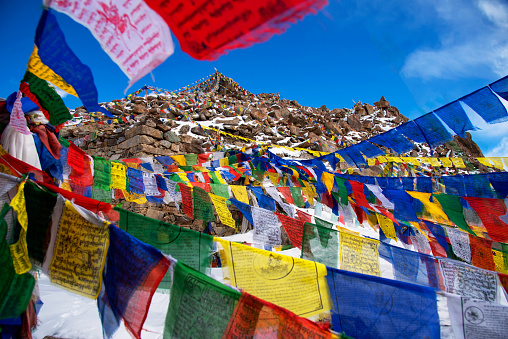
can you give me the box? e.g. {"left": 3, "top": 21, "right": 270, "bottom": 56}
{"left": 492, "top": 249, "right": 508, "bottom": 275}
{"left": 406, "top": 192, "right": 450, "bottom": 223}
{"left": 110, "top": 162, "right": 127, "bottom": 190}
{"left": 377, "top": 214, "right": 397, "bottom": 241}
{"left": 428, "top": 158, "right": 441, "bottom": 167}
{"left": 302, "top": 186, "right": 316, "bottom": 206}
{"left": 48, "top": 200, "right": 109, "bottom": 299}
{"left": 339, "top": 232, "right": 381, "bottom": 276}
{"left": 170, "top": 155, "right": 187, "bottom": 166}
{"left": 27, "top": 46, "right": 78, "bottom": 97}
{"left": 439, "top": 158, "right": 453, "bottom": 167}
{"left": 209, "top": 193, "right": 236, "bottom": 229}
{"left": 490, "top": 157, "right": 505, "bottom": 170}
{"left": 386, "top": 156, "right": 402, "bottom": 163}
{"left": 9, "top": 181, "right": 31, "bottom": 274}
{"left": 451, "top": 157, "right": 466, "bottom": 168}
{"left": 367, "top": 158, "right": 377, "bottom": 166}
{"left": 419, "top": 157, "right": 430, "bottom": 164}
{"left": 503, "top": 157, "right": 508, "bottom": 169}
{"left": 122, "top": 190, "right": 147, "bottom": 204}
{"left": 219, "top": 157, "right": 229, "bottom": 167}
{"left": 268, "top": 172, "right": 280, "bottom": 186}
{"left": 407, "top": 157, "right": 421, "bottom": 166}
{"left": 321, "top": 171, "right": 335, "bottom": 194}
{"left": 216, "top": 239, "right": 332, "bottom": 317}
{"left": 230, "top": 185, "right": 249, "bottom": 204}
{"left": 477, "top": 157, "right": 493, "bottom": 167}
{"left": 377, "top": 156, "right": 387, "bottom": 163}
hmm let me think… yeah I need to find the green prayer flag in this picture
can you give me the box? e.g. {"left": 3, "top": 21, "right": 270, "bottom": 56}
{"left": 0, "top": 203, "right": 35, "bottom": 320}
{"left": 184, "top": 154, "right": 198, "bottom": 166}
{"left": 210, "top": 184, "right": 230, "bottom": 199}
{"left": 92, "top": 187, "right": 112, "bottom": 203}
{"left": 193, "top": 187, "right": 215, "bottom": 222}
{"left": 334, "top": 177, "right": 349, "bottom": 205}
{"left": 433, "top": 194, "right": 476, "bottom": 235}
{"left": 25, "top": 182, "right": 57, "bottom": 263}
{"left": 115, "top": 208, "right": 214, "bottom": 288}
{"left": 289, "top": 187, "right": 305, "bottom": 208}
{"left": 163, "top": 262, "right": 241, "bottom": 338}
{"left": 92, "top": 156, "right": 111, "bottom": 191}
{"left": 22, "top": 71, "right": 72, "bottom": 126}
{"left": 301, "top": 222, "right": 339, "bottom": 269}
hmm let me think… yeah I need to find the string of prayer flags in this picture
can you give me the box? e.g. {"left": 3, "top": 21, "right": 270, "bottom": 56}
{"left": 47, "top": 0, "right": 174, "bottom": 90}
{"left": 0, "top": 203, "right": 36, "bottom": 320}
{"left": 193, "top": 186, "right": 215, "bottom": 222}
{"left": 34, "top": 10, "right": 112, "bottom": 117}
{"left": 223, "top": 292, "right": 336, "bottom": 339}
{"left": 43, "top": 197, "right": 109, "bottom": 299}
{"left": 251, "top": 205, "right": 282, "bottom": 246}
{"left": 98, "top": 225, "right": 170, "bottom": 339}
{"left": 216, "top": 239, "right": 332, "bottom": 317}
{"left": 145, "top": 0, "right": 328, "bottom": 60}
{"left": 209, "top": 193, "right": 236, "bottom": 229}
{"left": 326, "top": 267, "right": 440, "bottom": 339}
{"left": 163, "top": 261, "right": 241, "bottom": 338}
{"left": 339, "top": 232, "right": 381, "bottom": 276}
{"left": 115, "top": 208, "right": 214, "bottom": 279}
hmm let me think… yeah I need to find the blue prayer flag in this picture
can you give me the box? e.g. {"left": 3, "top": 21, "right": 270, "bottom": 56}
{"left": 35, "top": 9, "right": 113, "bottom": 117}
{"left": 326, "top": 267, "right": 440, "bottom": 339}
{"left": 461, "top": 87, "right": 508, "bottom": 124}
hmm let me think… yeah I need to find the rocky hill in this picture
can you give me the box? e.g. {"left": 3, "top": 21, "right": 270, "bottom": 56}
{"left": 61, "top": 71, "right": 484, "bottom": 163}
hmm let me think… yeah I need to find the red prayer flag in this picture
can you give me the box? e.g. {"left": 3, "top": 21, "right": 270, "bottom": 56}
{"left": 68, "top": 142, "right": 86, "bottom": 175}
{"left": 144, "top": 0, "right": 328, "bottom": 60}
{"left": 469, "top": 235, "right": 496, "bottom": 271}
{"left": 178, "top": 183, "right": 194, "bottom": 219}
{"left": 276, "top": 213, "right": 305, "bottom": 248}
{"left": 296, "top": 209, "right": 312, "bottom": 223}
{"left": 465, "top": 197, "right": 508, "bottom": 243}
{"left": 277, "top": 187, "right": 295, "bottom": 205}
{"left": 349, "top": 180, "right": 371, "bottom": 209}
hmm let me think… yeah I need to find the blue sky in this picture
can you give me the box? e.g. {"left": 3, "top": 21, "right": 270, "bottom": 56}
{"left": 1, "top": 0, "right": 507, "bottom": 155}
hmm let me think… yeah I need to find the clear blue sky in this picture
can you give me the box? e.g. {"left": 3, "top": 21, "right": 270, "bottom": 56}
{"left": 1, "top": 0, "right": 507, "bottom": 155}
